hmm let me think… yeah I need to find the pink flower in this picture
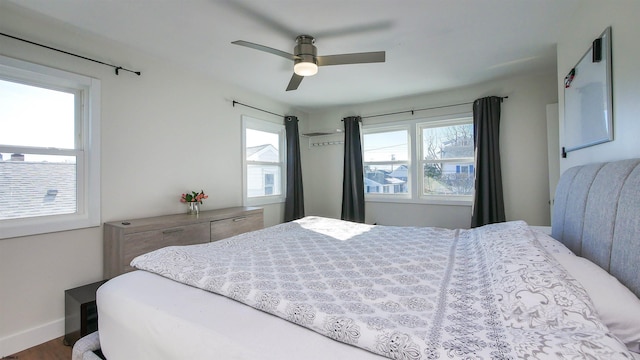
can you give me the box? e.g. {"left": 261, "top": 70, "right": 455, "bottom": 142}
{"left": 180, "top": 190, "right": 208, "bottom": 204}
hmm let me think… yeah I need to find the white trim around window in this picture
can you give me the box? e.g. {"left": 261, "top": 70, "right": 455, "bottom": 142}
{"left": 362, "top": 124, "right": 413, "bottom": 201}
{"left": 0, "top": 55, "right": 101, "bottom": 239}
{"left": 241, "top": 115, "right": 286, "bottom": 206}
{"left": 362, "top": 113, "right": 474, "bottom": 206}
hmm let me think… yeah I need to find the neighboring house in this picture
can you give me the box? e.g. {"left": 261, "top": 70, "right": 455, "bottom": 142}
{"left": 437, "top": 136, "right": 475, "bottom": 196}
{"left": 440, "top": 137, "right": 475, "bottom": 176}
{"left": 246, "top": 144, "right": 278, "bottom": 162}
{"left": 389, "top": 165, "right": 408, "bottom": 182}
{"left": 364, "top": 177, "right": 385, "bottom": 193}
{"left": 246, "top": 144, "right": 280, "bottom": 197}
{"left": 365, "top": 166, "right": 407, "bottom": 194}
{"left": 0, "top": 157, "right": 76, "bottom": 220}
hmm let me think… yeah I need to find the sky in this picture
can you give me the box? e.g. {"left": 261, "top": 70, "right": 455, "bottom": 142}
{"left": 363, "top": 130, "right": 408, "bottom": 162}
{"left": 0, "top": 79, "right": 76, "bottom": 162}
{"left": 246, "top": 128, "right": 279, "bottom": 149}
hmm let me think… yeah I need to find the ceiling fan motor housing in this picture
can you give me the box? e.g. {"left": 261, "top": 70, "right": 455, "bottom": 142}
{"left": 294, "top": 35, "right": 317, "bottom": 66}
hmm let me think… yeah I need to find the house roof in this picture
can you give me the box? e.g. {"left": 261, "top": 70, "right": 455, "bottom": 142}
{"left": 385, "top": 177, "right": 406, "bottom": 185}
{"left": 246, "top": 144, "right": 271, "bottom": 157}
{"left": 246, "top": 144, "right": 278, "bottom": 162}
{"left": 365, "top": 176, "right": 405, "bottom": 187}
{"left": 389, "top": 165, "right": 408, "bottom": 178}
{"left": 0, "top": 161, "right": 76, "bottom": 220}
{"left": 364, "top": 178, "right": 383, "bottom": 187}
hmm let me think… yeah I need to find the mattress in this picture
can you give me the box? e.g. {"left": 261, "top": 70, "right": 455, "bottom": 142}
{"left": 98, "top": 270, "right": 385, "bottom": 360}
{"left": 99, "top": 217, "right": 632, "bottom": 359}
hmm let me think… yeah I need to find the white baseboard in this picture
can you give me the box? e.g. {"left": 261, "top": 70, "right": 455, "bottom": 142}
{"left": 0, "top": 318, "right": 64, "bottom": 357}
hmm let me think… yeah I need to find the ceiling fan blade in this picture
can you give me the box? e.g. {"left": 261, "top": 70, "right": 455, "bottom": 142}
{"left": 231, "top": 40, "right": 298, "bottom": 61}
{"left": 317, "top": 51, "right": 386, "bottom": 66}
{"left": 220, "top": 1, "right": 299, "bottom": 39}
{"left": 313, "top": 22, "right": 393, "bottom": 39}
{"left": 221, "top": 1, "right": 391, "bottom": 41}
{"left": 286, "top": 73, "right": 304, "bottom": 91}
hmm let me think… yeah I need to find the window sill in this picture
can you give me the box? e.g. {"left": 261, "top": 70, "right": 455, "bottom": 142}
{"left": 0, "top": 213, "right": 101, "bottom": 239}
{"left": 244, "top": 196, "right": 285, "bottom": 207}
{"left": 365, "top": 196, "right": 472, "bottom": 207}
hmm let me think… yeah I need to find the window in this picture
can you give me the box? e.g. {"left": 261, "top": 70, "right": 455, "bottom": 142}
{"left": 362, "top": 114, "right": 474, "bottom": 204}
{"left": 363, "top": 128, "right": 410, "bottom": 196}
{"left": 242, "top": 116, "right": 285, "bottom": 205}
{"left": 419, "top": 119, "right": 474, "bottom": 200}
{"left": 264, "top": 173, "right": 274, "bottom": 195}
{"left": 0, "top": 55, "right": 101, "bottom": 239}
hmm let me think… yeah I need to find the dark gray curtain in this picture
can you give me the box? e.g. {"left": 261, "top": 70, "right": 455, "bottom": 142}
{"left": 341, "top": 116, "right": 365, "bottom": 223}
{"left": 471, "top": 96, "right": 505, "bottom": 228}
{"left": 284, "top": 116, "right": 305, "bottom": 221}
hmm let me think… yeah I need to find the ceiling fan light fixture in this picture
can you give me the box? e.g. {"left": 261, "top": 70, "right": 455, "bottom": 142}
{"left": 294, "top": 61, "right": 318, "bottom": 76}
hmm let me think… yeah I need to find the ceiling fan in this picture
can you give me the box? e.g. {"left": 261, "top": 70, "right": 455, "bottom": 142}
{"left": 231, "top": 35, "right": 385, "bottom": 91}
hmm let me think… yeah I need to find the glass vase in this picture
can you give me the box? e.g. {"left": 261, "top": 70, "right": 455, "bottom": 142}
{"left": 187, "top": 202, "right": 200, "bottom": 215}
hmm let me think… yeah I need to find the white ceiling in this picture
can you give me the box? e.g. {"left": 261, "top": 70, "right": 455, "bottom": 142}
{"left": 7, "top": 0, "right": 579, "bottom": 111}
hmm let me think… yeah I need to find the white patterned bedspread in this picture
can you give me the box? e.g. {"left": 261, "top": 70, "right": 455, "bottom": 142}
{"left": 131, "top": 216, "right": 632, "bottom": 359}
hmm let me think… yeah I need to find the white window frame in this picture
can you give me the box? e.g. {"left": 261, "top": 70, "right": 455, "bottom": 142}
{"left": 242, "top": 115, "right": 286, "bottom": 206}
{"left": 362, "top": 113, "right": 473, "bottom": 206}
{"left": 362, "top": 124, "right": 412, "bottom": 201}
{"left": 0, "top": 55, "right": 101, "bottom": 239}
{"left": 418, "top": 116, "right": 474, "bottom": 204}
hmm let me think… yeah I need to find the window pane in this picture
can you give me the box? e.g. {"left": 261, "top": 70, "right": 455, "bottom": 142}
{"left": 364, "top": 164, "right": 409, "bottom": 194}
{"left": 363, "top": 130, "right": 408, "bottom": 161}
{"left": 0, "top": 153, "right": 77, "bottom": 220}
{"left": 0, "top": 79, "right": 76, "bottom": 149}
{"left": 422, "top": 124, "right": 473, "bottom": 160}
{"left": 423, "top": 161, "right": 474, "bottom": 196}
{"left": 246, "top": 129, "right": 279, "bottom": 163}
{"left": 247, "top": 164, "right": 281, "bottom": 197}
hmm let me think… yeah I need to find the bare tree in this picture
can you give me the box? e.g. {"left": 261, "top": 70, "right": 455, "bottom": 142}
{"left": 423, "top": 124, "right": 474, "bottom": 195}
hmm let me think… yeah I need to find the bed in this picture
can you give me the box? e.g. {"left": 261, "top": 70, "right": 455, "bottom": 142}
{"left": 94, "top": 159, "right": 640, "bottom": 360}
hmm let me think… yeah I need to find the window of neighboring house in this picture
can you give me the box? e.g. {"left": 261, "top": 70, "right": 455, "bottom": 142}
{"left": 242, "top": 115, "right": 285, "bottom": 206}
{"left": 264, "top": 173, "right": 274, "bottom": 195}
{"left": 362, "top": 114, "right": 474, "bottom": 204}
{"left": 363, "top": 127, "right": 410, "bottom": 197}
{"left": 0, "top": 55, "right": 101, "bottom": 239}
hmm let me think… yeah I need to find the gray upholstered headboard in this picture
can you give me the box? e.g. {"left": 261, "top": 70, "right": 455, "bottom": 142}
{"left": 551, "top": 158, "right": 640, "bottom": 298}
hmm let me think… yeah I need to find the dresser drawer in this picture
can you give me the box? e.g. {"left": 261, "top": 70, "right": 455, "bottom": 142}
{"left": 210, "top": 213, "right": 263, "bottom": 242}
{"left": 120, "top": 222, "right": 210, "bottom": 273}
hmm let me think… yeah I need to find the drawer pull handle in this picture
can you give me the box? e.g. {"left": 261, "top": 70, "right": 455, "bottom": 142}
{"left": 233, "top": 217, "right": 247, "bottom": 222}
{"left": 163, "top": 228, "right": 184, "bottom": 234}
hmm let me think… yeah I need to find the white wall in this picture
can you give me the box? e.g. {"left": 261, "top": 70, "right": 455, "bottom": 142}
{"left": 0, "top": 3, "right": 305, "bottom": 355}
{"left": 557, "top": 0, "right": 640, "bottom": 172}
{"left": 302, "top": 72, "right": 558, "bottom": 228}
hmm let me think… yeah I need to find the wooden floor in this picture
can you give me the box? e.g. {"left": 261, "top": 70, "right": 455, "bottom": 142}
{"left": 3, "top": 337, "right": 71, "bottom": 360}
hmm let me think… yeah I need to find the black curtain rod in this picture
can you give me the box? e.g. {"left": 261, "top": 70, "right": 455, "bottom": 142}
{"left": 361, "top": 96, "right": 508, "bottom": 119}
{"left": 0, "top": 32, "right": 141, "bottom": 76}
{"left": 232, "top": 96, "right": 509, "bottom": 120}
{"left": 232, "top": 100, "right": 284, "bottom": 118}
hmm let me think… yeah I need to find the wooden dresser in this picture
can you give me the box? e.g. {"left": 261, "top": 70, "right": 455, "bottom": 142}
{"left": 103, "top": 206, "right": 263, "bottom": 278}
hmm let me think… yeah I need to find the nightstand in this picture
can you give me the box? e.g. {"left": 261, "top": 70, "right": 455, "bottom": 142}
{"left": 63, "top": 280, "right": 108, "bottom": 346}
